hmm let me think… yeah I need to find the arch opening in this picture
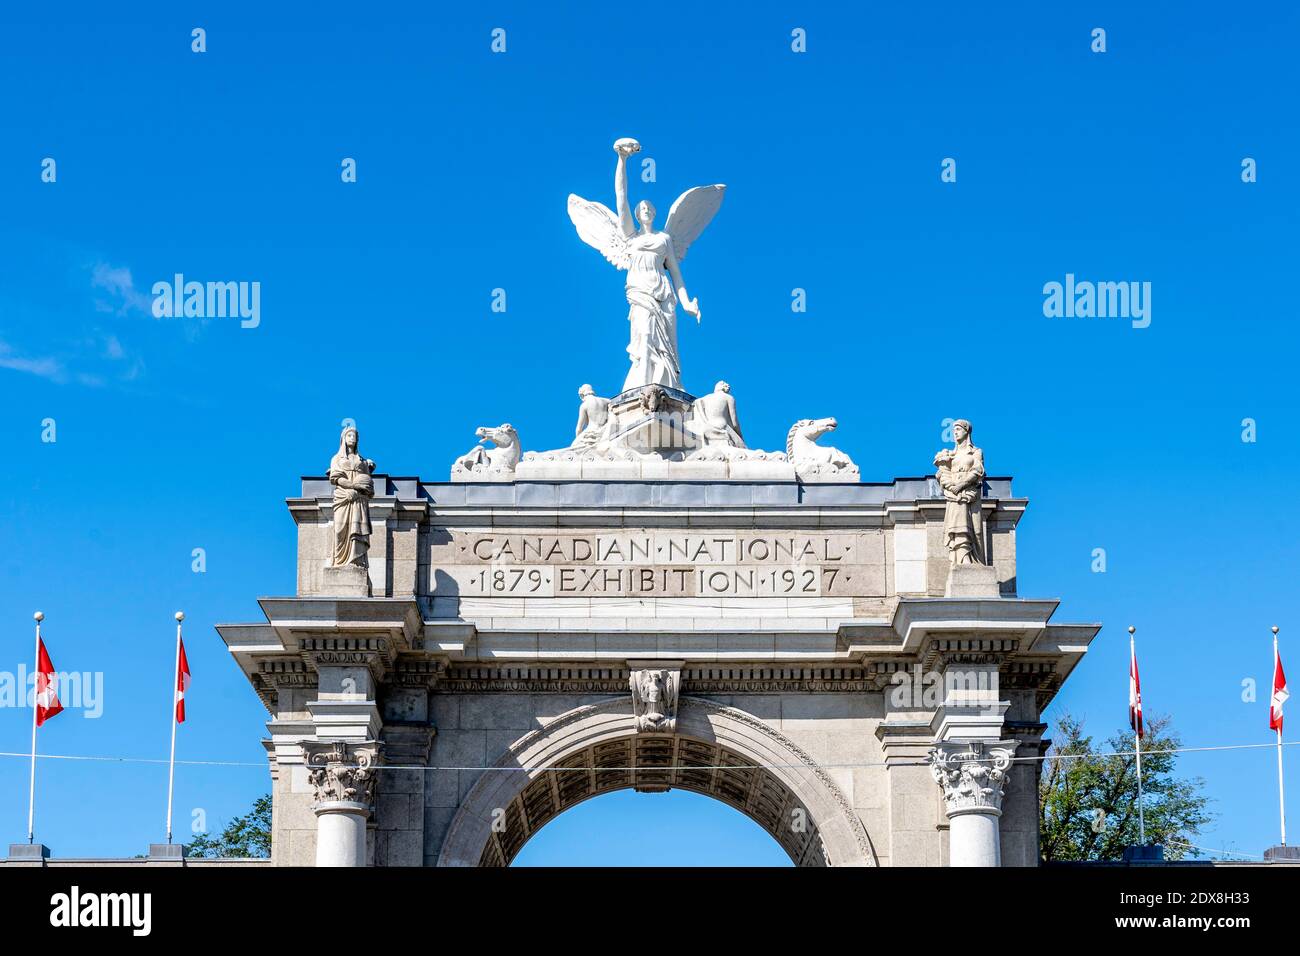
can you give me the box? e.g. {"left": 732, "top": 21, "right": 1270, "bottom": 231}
{"left": 510, "top": 788, "right": 796, "bottom": 866}
{"left": 481, "top": 732, "right": 827, "bottom": 866}
{"left": 436, "top": 696, "right": 878, "bottom": 867}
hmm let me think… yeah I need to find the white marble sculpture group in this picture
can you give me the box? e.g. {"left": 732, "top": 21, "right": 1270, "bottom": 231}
{"left": 332, "top": 138, "right": 995, "bottom": 572}
{"left": 448, "top": 137, "right": 862, "bottom": 483}
{"left": 334, "top": 411, "right": 994, "bottom": 583}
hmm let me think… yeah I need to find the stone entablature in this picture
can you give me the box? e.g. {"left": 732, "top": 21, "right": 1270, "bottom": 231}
{"left": 287, "top": 476, "right": 1023, "bottom": 609}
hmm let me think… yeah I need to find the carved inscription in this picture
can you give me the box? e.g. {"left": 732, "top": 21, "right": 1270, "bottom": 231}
{"left": 430, "top": 531, "right": 885, "bottom": 599}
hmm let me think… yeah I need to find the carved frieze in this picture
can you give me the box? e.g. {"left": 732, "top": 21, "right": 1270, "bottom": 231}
{"left": 298, "top": 636, "right": 394, "bottom": 682}
{"left": 433, "top": 664, "right": 882, "bottom": 695}
{"left": 921, "top": 637, "right": 1020, "bottom": 671}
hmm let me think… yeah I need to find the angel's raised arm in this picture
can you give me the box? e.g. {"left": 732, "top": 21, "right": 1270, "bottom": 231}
{"left": 614, "top": 151, "right": 635, "bottom": 238}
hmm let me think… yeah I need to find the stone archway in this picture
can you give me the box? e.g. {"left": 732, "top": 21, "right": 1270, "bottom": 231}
{"left": 437, "top": 696, "right": 878, "bottom": 867}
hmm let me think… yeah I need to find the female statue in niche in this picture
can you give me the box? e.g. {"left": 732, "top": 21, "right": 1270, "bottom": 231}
{"left": 933, "top": 419, "right": 986, "bottom": 565}
{"left": 329, "top": 425, "right": 376, "bottom": 568}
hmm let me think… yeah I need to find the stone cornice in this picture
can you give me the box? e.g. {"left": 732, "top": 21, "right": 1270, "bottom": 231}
{"left": 389, "top": 657, "right": 446, "bottom": 689}
{"left": 218, "top": 592, "right": 1095, "bottom": 718}
{"left": 289, "top": 476, "right": 1027, "bottom": 532}
{"left": 892, "top": 597, "right": 1060, "bottom": 650}
{"left": 258, "top": 597, "right": 422, "bottom": 650}
{"left": 222, "top": 622, "right": 1090, "bottom": 717}
{"left": 287, "top": 495, "right": 428, "bottom": 523}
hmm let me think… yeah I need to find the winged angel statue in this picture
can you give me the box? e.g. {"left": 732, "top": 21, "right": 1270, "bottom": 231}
{"left": 567, "top": 138, "right": 725, "bottom": 393}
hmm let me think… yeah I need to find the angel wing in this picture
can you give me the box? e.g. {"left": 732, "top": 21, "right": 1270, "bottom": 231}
{"left": 663, "top": 671, "right": 679, "bottom": 715}
{"left": 664, "top": 184, "right": 726, "bottom": 262}
{"left": 566, "top": 194, "right": 631, "bottom": 270}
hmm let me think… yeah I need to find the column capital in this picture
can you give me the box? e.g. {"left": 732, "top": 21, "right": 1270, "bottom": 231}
{"left": 928, "top": 739, "right": 1017, "bottom": 817}
{"left": 303, "top": 739, "right": 384, "bottom": 814}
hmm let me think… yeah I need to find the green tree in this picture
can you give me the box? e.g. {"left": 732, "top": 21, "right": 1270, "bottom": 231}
{"left": 185, "top": 794, "right": 272, "bottom": 859}
{"left": 1039, "top": 713, "right": 1212, "bottom": 862}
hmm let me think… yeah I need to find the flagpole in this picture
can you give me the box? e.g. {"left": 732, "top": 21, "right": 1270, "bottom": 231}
{"left": 1275, "top": 626, "right": 1287, "bottom": 846}
{"left": 1130, "top": 626, "right": 1145, "bottom": 845}
{"left": 1135, "top": 726, "right": 1145, "bottom": 844}
{"left": 166, "top": 611, "right": 183, "bottom": 844}
{"left": 28, "top": 611, "right": 43, "bottom": 845}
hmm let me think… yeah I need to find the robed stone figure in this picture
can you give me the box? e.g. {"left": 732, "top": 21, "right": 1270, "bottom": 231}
{"left": 933, "top": 419, "right": 985, "bottom": 565}
{"left": 329, "top": 426, "right": 376, "bottom": 568}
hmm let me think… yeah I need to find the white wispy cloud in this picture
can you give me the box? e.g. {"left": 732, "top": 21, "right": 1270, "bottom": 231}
{"left": 0, "top": 339, "right": 68, "bottom": 383}
{"left": 90, "top": 261, "right": 153, "bottom": 316}
{"left": 2, "top": 258, "right": 159, "bottom": 389}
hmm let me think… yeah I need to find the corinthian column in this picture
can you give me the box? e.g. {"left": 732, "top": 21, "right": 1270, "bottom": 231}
{"left": 929, "top": 740, "right": 1016, "bottom": 866}
{"left": 303, "top": 740, "right": 383, "bottom": 867}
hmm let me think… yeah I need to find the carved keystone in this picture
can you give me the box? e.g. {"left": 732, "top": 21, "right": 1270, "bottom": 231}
{"left": 629, "top": 663, "right": 682, "bottom": 734}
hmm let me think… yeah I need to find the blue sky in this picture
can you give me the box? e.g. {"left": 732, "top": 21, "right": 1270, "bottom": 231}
{"left": 1, "top": 2, "right": 1297, "bottom": 862}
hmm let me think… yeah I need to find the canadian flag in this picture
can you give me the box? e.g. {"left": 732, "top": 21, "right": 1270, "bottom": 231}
{"left": 175, "top": 637, "right": 191, "bottom": 724}
{"left": 1128, "top": 641, "right": 1143, "bottom": 739}
{"left": 1271, "top": 643, "right": 1289, "bottom": 732}
{"left": 35, "top": 638, "right": 64, "bottom": 727}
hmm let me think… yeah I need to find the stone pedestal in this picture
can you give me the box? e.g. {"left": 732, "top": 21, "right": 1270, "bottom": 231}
{"left": 944, "top": 563, "right": 999, "bottom": 598}
{"left": 1122, "top": 844, "right": 1165, "bottom": 863}
{"left": 320, "top": 563, "right": 371, "bottom": 597}
{"left": 1264, "top": 844, "right": 1300, "bottom": 862}
{"left": 605, "top": 385, "right": 700, "bottom": 457}
{"left": 147, "top": 843, "right": 185, "bottom": 861}
{"left": 7, "top": 843, "right": 49, "bottom": 863}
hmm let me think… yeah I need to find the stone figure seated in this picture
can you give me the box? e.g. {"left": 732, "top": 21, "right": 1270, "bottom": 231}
{"left": 690, "top": 381, "right": 745, "bottom": 448}
{"left": 571, "top": 384, "right": 611, "bottom": 448}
